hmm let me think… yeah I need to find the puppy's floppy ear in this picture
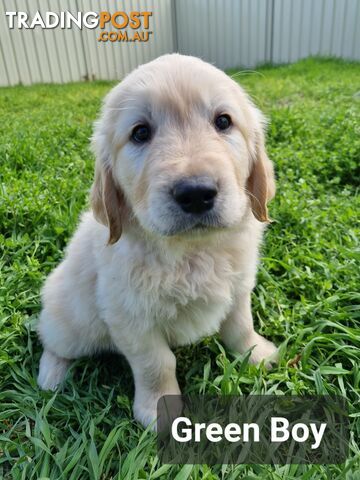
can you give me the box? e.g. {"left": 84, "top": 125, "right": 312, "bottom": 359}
{"left": 90, "top": 131, "right": 125, "bottom": 244}
{"left": 246, "top": 126, "right": 276, "bottom": 223}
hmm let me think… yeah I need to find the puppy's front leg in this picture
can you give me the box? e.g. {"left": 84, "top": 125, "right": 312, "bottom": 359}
{"left": 220, "top": 291, "right": 278, "bottom": 366}
{"left": 113, "top": 328, "right": 181, "bottom": 428}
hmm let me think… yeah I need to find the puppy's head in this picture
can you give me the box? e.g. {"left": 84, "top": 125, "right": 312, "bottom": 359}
{"left": 91, "top": 54, "right": 275, "bottom": 243}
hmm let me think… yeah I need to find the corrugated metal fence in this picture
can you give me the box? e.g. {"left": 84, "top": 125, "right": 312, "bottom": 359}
{"left": 176, "top": 0, "right": 360, "bottom": 68}
{"left": 0, "top": 0, "right": 359, "bottom": 86}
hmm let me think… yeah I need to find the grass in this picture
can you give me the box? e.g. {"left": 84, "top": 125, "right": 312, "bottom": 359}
{"left": 0, "top": 57, "right": 359, "bottom": 479}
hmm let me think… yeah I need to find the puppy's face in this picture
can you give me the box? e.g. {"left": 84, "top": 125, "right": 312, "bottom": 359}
{"left": 92, "top": 55, "right": 275, "bottom": 242}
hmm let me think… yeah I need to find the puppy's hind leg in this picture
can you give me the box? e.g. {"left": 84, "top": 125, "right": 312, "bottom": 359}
{"left": 38, "top": 350, "right": 70, "bottom": 391}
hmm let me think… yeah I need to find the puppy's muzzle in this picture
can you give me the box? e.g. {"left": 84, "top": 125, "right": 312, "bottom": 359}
{"left": 172, "top": 176, "right": 218, "bottom": 214}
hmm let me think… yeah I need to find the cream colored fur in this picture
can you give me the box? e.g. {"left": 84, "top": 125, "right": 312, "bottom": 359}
{"left": 37, "top": 54, "right": 278, "bottom": 428}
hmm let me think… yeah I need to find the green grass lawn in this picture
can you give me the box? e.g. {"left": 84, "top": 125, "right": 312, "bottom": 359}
{"left": 0, "top": 58, "right": 359, "bottom": 479}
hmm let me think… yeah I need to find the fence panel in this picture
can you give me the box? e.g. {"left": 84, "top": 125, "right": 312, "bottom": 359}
{"left": 175, "top": 0, "right": 271, "bottom": 69}
{"left": 0, "top": 0, "right": 174, "bottom": 86}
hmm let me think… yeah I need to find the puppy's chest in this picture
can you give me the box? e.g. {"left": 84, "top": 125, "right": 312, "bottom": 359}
{"left": 108, "top": 246, "right": 241, "bottom": 341}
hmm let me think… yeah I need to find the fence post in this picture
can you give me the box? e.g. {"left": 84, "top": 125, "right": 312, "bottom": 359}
{"left": 75, "top": 0, "right": 90, "bottom": 80}
{"left": 265, "top": 0, "right": 275, "bottom": 64}
{"left": 171, "top": 0, "right": 179, "bottom": 53}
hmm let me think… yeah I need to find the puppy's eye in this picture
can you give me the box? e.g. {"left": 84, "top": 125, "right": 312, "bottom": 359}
{"left": 131, "top": 124, "right": 151, "bottom": 143}
{"left": 214, "top": 114, "right": 232, "bottom": 131}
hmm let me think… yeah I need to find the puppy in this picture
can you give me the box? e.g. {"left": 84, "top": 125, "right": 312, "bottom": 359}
{"left": 37, "top": 54, "right": 278, "bottom": 428}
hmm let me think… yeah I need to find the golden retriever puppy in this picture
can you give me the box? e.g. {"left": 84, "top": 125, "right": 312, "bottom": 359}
{"left": 37, "top": 54, "right": 278, "bottom": 428}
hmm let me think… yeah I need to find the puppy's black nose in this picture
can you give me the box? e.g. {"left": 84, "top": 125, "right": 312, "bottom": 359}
{"left": 172, "top": 177, "right": 218, "bottom": 214}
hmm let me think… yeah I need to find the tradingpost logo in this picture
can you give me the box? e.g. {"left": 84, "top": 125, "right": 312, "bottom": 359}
{"left": 5, "top": 10, "right": 153, "bottom": 43}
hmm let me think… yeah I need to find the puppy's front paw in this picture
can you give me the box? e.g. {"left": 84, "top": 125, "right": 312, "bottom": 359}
{"left": 133, "top": 398, "right": 158, "bottom": 430}
{"left": 38, "top": 350, "right": 69, "bottom": 391}
{"left": 247, "top": 332, "right": 278, "bottom": 368}
{"left": 134, "top": 391, "right": 183, "bottom": 430}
